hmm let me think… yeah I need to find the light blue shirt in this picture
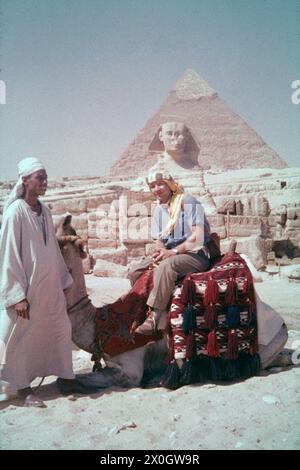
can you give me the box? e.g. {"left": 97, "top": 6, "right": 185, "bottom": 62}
{"left": 151, "top": 194, "right": 210, "bottom": 249}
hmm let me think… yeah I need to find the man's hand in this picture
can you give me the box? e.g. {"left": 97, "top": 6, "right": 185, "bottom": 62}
{"left": 152, "top": 247, "right": 176, "bottom": 263}
{"left": 14, "top": 299, "right": 30, "bottom": 320}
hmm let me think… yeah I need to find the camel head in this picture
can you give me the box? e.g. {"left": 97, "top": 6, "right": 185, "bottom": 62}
{"left": 56, "top": 213, "right": 87, "bottom": 259}
{"left": 56, "top": 214, "right": 89, "bottom": 309}
{"left": 55, "top": 214, "right": 99, "bottom": 354}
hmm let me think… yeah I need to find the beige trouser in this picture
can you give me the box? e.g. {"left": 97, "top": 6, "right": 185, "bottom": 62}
{"left": 128, "top": 252, "right": 210, "bottom": 311}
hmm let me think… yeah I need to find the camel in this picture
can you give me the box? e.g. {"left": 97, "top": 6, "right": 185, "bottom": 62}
{"left": 56, "top": 215, "right": 168, "bottom": 389}
{"left": 57, "top": 215, "right": 289, "bottom": 390}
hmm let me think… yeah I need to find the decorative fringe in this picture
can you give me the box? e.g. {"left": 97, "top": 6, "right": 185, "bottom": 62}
{"left": 238, "top": 352, "right": 261, "bottom": 378}
{"left": 226, "top": 305, "right": 241, "bottom": 328}
{"left": 194, "top": 355, "right": 208, "bottom": 383}
{"left": 248, "top": 301, "right": 256, "bottom": 322}
{"left": 227, "top": 329, "right": 239, "bottom": 360}
{"left": 223, "top": 359, "right": 238, "bottom": 380}
{"left": 204, "top": 277, "right": 219, "bottom": 307}
{"left": 181, "top": 277, "right": 196, "bottom": 305}
{"left": 207, "top": 330, "right": 220, "bottom": 358}
{"left": 204, "top": 304, "right": 218, "bottom": 330}
{"left": 250, "top": 353, "right": 261, "bottom": 376}
{"left": 208, "top": 357, "right": 223, "bottom": 381}
{"left": 250, "top": 332, "right": 259, "bottom": 356}
{"left": 180, "top": 359, "right": 200, "bottom": 385}
{"left": 186, "top": 333, "right": 197, "bottom": 359}
{"left": 182, "top": 305, "right": 197, "bottom": 334}
{"left": 243, "top": 272, "right": 255, "bottom": 302}
{"left": 161, "top": 361, "right": 181, "bottom": 389}
{"left": 225, "top": 278, "right": 237, "bottom": 304}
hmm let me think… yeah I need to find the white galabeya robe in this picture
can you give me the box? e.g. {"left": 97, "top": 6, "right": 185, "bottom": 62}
{"left": 0, "top": 199, "right": 75, "bottom": 391}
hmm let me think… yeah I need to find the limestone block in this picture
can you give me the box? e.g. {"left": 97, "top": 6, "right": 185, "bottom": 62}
{"left": 213, "top": 226, "right": 227, "bottom": 239}
{"left": 284, "top": 229, "right": 300, "bottom": 241}
{"left": 88, "top": 211, "right": 97, "bottom": 222}
{"left": 87, "top": 193, "right": 117, "bottom": 210}
{"left": 267, "top": 215, "right": 277, "bottom": 227}
{"left": 286, "top": 219, "right": 300, "bottom": 228}
{"left": 199, "top": 192, "right": 217, "bottom": 215}
{"left": 48, "top": 198, "right": 87, "bottom": 214}
{"left": 273, "top": 239, "right": 300, "bottom": 258}
{"left": 89, "top": 246, "right": 128, "bottom": 266}
{"left": 126, "top": 245, "right": 146, "bottom": 258}
{"left": 120, "top": 216, "right": 151, "bottom": 242}
{"left": 228, "top": 225, "right": 260, "bottom": 237}
{"left": 226, "top": 216, "right": 261, "bottom": 237}
{"left": 287, "top": 207, "right": 297, "bottom": 220}
{"left": 253, "top": 195, "right": 270, "bottom": 217}
{"left": 88, "top": 238, "right": 118, "bottom": 250}
{"left": 221, "top": 236, "right": 268, "bottom": 269}
{"left": 236, "top": 200, "right": 244, "bottom": 215}
{"left": 122, "top": 191, "right": 154, "bottom": 207}
{"left": 88, "top": 217, "right": 118, "bottom": 241}
{"left": 207, "top": 214, "right": 225, "bottom": 227}
{"left": 93, "top": 259, "right": 129, "bottom": 278}
{"left": 275, "top": 214, "right": 286, "bottom": 226}
{"left": 70, "top": 214, "right": 88, "bottom": 231}
{"left": 119, "top": 191, "right": 156, "bottom": 217}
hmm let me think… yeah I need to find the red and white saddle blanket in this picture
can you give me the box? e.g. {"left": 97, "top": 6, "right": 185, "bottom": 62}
{"left": 163, "top": 252, "right": 260, "bottom": 388}
{"left": 95, "top": 252, "right": 260, "bottom": 387}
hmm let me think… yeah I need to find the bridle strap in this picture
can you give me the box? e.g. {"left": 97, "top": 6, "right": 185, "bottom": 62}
{"left": 67, "top": 295, "right": 90, "bottom": 313}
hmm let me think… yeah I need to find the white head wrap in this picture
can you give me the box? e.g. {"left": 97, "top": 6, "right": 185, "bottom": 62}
{"left": 146, "top": 157, "right": 174, "bottom": 186}
{"left": 3, "top": 157, "right": 46, "bottom": 213}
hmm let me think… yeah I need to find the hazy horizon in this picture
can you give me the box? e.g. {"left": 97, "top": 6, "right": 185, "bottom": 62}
{"left": 0, "top": 0, "right": 299, "bottom": 181}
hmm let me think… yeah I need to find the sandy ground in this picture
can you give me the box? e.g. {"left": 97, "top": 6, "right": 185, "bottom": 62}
{"left": 1, "top": 275, "right": 300, "bottom": 450}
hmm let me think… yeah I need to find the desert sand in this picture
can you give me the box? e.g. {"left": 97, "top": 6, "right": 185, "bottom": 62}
{"left": 1, "top": 274, "right": 299, "bottom": 451}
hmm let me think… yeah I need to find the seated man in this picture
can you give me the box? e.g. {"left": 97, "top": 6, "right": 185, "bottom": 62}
{"left": 129, "top": 167, "right": 211, "bottom": 335}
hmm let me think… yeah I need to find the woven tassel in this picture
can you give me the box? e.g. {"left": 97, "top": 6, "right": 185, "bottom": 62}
{"left": 243, "top": 272, "right": 255, "bottom": 302}
{"left": 182, "top": 305, "right": 197, "bottom": 335}
{"left": 161, "top": 361, "right": 181, "bottom": 390}
{"left": 249, "top": 354, "right": 261, "bottom": 376}
{"left": 226, "top": 305, "right": 240, "bottom": 328}
{"left": 186, "top": 333, "right": 197, "bottom": 359}
{"left": 181, "top": 277, "right": 196, "bottom": 305}
{"left": 250, "top": 332, "right": 258, "bottom": 356}
{"left": 204, "top": 304, "right": 218, "bottom": 330}
{"left": 223, "top": 359, "right": 238, "bottom": 380}
{"left": 180, "top": 359, "right": 199, "bottom": 385}
{"left": 167, "top": 333, "right": 174, "bottom": 363}
{"left": 208, "top": 357, "right": 223, "bottom": 381}
{"left": 166, "top": 312, "right": 174, "bottom": 363}
{"left": 204, "top": 277, "right": 219, "bottom": 307}
{"left": 195, "top": 355, "right": 208, "bottom": 382}
{"left": 207, "top": 330, "right": 220, "bottom": 358}
{"left": 225, "top": 278, "right": 237, "bottom": 304}
{"left": 227, "top": 329, "right": 239, "bottom": 360}
{"left": 248, "top": 301, "right": 256, "bottom": 321}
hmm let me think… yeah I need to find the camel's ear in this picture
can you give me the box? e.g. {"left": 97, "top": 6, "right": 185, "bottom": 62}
{"left": 63, "top": 213, "right": 72, "bottom": 227}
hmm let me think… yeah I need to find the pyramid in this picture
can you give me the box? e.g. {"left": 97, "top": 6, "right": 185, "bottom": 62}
{"left": 109, "top": 69, "right": 287, "bottom": 177}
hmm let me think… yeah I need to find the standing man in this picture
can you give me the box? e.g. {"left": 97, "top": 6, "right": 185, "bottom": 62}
{"left": 129, "top": 166, "right": 211, "bottom": 335}
{"left": 0, "top": 157, "right": 93, "bottom": 407}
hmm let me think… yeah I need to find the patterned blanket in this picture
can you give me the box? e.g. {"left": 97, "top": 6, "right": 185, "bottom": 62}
{"left": 163, "top": 252, "right": 260, "bottom": 388}
{"left": 94, "top": 252, "right": 260, "bottom": 388}
{"left": 95, "top": 266, "right": 163, "bottom": 358}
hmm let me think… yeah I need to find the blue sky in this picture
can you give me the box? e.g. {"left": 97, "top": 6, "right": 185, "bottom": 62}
{"left": 0, "top": 0, "right": 299, "bottom": 180}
